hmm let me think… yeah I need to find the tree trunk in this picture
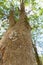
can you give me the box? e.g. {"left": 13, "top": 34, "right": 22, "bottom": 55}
{"left": 1, "top": 17, "right": 37, "bottom": 65}
{"left": 0, "top": 1, "right": 37, "bottom": 65}
{"left": 0, "top": 7, "right": 16, "bottom": 65}
{"left": 8, "top": 9, "right": 16, "bottom": 28}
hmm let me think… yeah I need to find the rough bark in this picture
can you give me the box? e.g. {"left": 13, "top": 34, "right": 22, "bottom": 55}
{"left": 1, "top": 17, "right": 37, "bottom": 65}
{"left": 8, "top": 9, "right": 16, "bottom": 28}
{"left": 0, "top": 7, "right": 16, "bottom": 65}
{"left": 0, "top": 1, "right": 37, "bottom": 65}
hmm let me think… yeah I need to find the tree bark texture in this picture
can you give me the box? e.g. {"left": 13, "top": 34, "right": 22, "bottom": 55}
{"left": 0, "top": 1, "right": 37, "bottom": 65}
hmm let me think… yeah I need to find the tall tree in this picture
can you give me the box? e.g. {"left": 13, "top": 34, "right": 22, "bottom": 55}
{"left": 0, "top": 0, "right": 38, "bottom": 65}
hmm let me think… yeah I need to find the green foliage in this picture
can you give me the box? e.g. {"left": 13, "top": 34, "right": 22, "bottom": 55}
{"left": 0, "top": 19, "right": 9, "bottom": 39}
{"left": 24, "top": 0, "right": 30, "bottom": 6}
{"left": 39, "top": 8, "right": 43, "bottom": 15}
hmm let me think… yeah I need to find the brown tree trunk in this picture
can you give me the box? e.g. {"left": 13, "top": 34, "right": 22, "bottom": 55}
{"left": 0, "top": 7, "right": 16, "bottom": 65}
{"left": 8, "top": 9, "right": 16, "bottom": 28}
{"left": 0, "top": 1, "right": 37, "bottom": 65}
